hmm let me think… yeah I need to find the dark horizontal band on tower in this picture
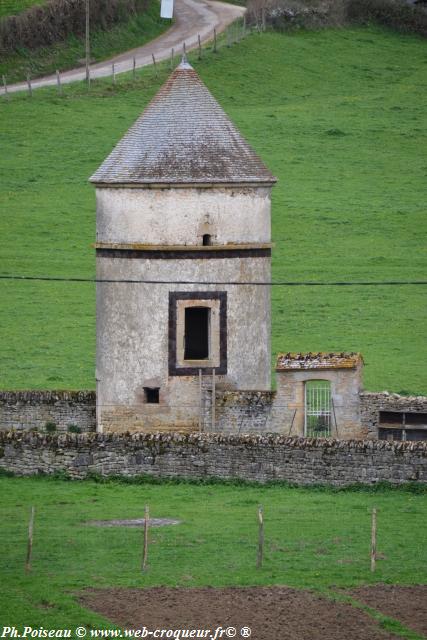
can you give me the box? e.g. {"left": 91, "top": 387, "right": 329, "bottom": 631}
{"left": 96, "top": 246, "right": 272, "bottom": 260}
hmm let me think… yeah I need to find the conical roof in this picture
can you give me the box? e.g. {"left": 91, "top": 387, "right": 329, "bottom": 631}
{"left": 90, "top": 59, "right": 276, "bottom": 186}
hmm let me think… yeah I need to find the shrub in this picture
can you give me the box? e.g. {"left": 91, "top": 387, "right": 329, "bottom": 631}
{"left": 67, "top": 424, "right": 82, "bottom": 433}
{"left": 49, "top": 469, "right": 71, "bottom": 481}
{"left": 44, "top": 421, "right": 57, "bottom": 433}
{"left": 0, "top": 0, "right": 151, "bottom": 53}
{"left": 0, "top": 468, "right": 15, "bottom": 477}
{"left": 346, "top": 0, "right": 427, "bottom": 38}
{"left": 246, "top": 0, "right": 427, "bottom": 37}
{"left": 246, "top": 0, "right": 346, "bottom": 31}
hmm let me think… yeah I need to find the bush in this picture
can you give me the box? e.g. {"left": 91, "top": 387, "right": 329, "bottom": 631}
{"left": 346, "top": 0, "right": 427, "bottom": 38}
{"left": 67, "top": 424, "right": 82, "bottom": 433}
{"left": 246, "top": 0, "right": 427, "bottom": 36}
{"left": 0, "top": 0, "right": 151, "bottom": 53}
{"left": 44, "top": 421, "right": 57, "bottom": 433}
{"left": 0, "top": 468, "right": 15, "bottom": 477}
{"left": 246, "top": 0, "right": 346, "bottom": 31}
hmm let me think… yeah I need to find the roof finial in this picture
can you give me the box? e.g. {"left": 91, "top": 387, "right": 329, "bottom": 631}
{"left": 178, "top": 45, "right": 192, "bottom": 70}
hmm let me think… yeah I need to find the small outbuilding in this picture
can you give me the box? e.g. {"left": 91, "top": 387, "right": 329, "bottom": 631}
{"left": 274, "top": 352, "right": 364, "bottom": 439}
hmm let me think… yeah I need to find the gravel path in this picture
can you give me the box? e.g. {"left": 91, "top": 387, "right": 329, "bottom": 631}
{"left": 0, "top": 0, "right": 245, "bottom": 95}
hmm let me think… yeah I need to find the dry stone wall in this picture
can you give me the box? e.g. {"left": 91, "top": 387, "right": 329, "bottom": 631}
{"left": 1, "top": 390, "right": 427, "bottom": 441}
{"left": 0, "top": 391, "right": 96, "bottom": 433}
{"left": 360, "top": 393, "right": 427, "bottom": 438}
{"left": 0, "top": 431, "right": 425, "bottom": 486}
{"left": 204, "top": 390, "right": 275, "bottom": 434}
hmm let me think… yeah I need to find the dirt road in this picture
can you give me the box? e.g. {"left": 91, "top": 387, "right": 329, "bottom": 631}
{"left": 1, "top": 0, "right": 245, "bottom": 95}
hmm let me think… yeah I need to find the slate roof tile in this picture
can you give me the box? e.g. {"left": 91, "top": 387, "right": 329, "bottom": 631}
{"left": 276, "top": 352, "right": 363, "bottom": 371}
{"left": 90, "top": 59, "right": 276, "bottom": 185}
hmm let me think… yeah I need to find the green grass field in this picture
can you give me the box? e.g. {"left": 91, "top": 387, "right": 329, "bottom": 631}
{"left": 0, "top": 0, "right": 45, "bottom": 18}
{"left": 0, "top": 476, "right": 426, "bottom": 636}
{"left": 0, "top": 0, "right": 170, "bottom": 83}
{"left": 0, "top": 27, "right": 426, "bottom": 392}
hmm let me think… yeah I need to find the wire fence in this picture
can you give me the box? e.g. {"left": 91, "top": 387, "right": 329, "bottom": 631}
{"left": 0, "top": 497, "right": 425, "bottom": 582}
{"left": 1, "top": 274, "right": 426, "bottom": 285}
{"left": 1, "top": 16, "right": 263, "bottom": 99}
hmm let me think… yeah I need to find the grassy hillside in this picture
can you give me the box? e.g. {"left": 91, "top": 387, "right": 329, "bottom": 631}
{"left": 0, "top": 0, "right": 170, "bottom": 83}
{"left": 0, "top": 0, "right": 45, "bottom": 18}
{"left": 0, "top": 476, "right": 425, "bottom": 633}
{"left": 0, "top": 28, "right": 426, "bottom": 392}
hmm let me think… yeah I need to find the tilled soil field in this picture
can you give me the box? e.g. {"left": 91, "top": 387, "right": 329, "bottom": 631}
{"left": 80, "top": 587, "right": 403, "bottom": 640}
{"left": 348, "top": 584, "right": 427, "bottom": 637}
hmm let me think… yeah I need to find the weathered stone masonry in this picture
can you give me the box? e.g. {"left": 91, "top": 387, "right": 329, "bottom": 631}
{"left": 0, "top": 391, "right": 96, "bottom": 433}
{"left": 1, "top": 390, "right": 427, "bottom": 440}
{"left": 0, "top": 432, "right": 425, "bottom": 486}
{"left": 360, "top": 393, "right": 427, "bottom": 439}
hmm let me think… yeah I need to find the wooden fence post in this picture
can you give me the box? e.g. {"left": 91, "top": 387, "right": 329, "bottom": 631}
{"left": 371, "top": 507, "right": 377, "bottom": 572}
{"left": 170, "top": 48, "right": 174, "bottom": 70}
{"left": 152, "top": 54, "right": 158, "bottom": 78}
{"left": 288, "top": 409, "right": 297, "bottom": 436}
{"left": 331, "top": 398, "right": 339, "bottom": 438}
{"left": 142, "top": 505, "right": 149, "bottom": 572}
{"left": 85, "top": 0, "right": 90, "bottom": 82}
{"left": 257, "top": 506, "right": 264, "bottom": 569}
{"left": 112, "top": 63, "right": 116, "bottom": 84}
{"left": 55, "top": 70, "right": 62, "bottom": 95}
{"left": 26, "top": 74, "right": 32, "bottom": 97}
{"left": 133, "top": 57, "right": 136, "bottom": 81}
{"left": 25, "top": 506, "right": 35, "bottom": 573}
{"left": 198, "top": 34, "right": 202, "bottom": 60}
{"left": 2, "top": 75, "right": 9, "bottom": 99}
{"left": 213, "top": 28, "right": 217, "bottom": 53}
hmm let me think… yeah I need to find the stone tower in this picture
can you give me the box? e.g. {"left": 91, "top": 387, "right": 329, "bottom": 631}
{"left": 90, "top": 59, "right": 276, "bottom": 433}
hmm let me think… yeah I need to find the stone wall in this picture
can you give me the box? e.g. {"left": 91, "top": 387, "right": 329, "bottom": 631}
{"left": 360, "top": 392, "right": 427, "bottom": 438}
{"left": 1, "top": 389, "right": 427, "bottom": 441}
{"left": 0, "top": 431, "right": 425, "bottom": 486}
{"left": 0, "top": 391, "right": 96, "bottom": 433}
{"left": 204, "top": 390, "right": 275, "bottom": 434}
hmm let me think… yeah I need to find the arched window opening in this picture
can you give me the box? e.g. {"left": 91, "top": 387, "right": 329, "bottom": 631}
{"left": 202, "top": 234, "right": 212, "bottom": 246}
{"left": 304, "top": 380, "right": 332, "bottom": 437}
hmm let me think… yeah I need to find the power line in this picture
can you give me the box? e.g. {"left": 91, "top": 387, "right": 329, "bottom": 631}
{"left": 0, "top": 274, "right": 426, "bottom": 286}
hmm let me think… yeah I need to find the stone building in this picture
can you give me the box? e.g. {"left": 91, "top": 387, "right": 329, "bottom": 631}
{"left": 0, "top": 69, "right": 425, "bottom": 441}
{"left": 90, "top": 58, "right": 276, "bottom": 433}
{"left": 273, "top": 352, "right": 364, "bottom": 439}
{"left": 86, "top": 59, "right": 427, "bottom": 440}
